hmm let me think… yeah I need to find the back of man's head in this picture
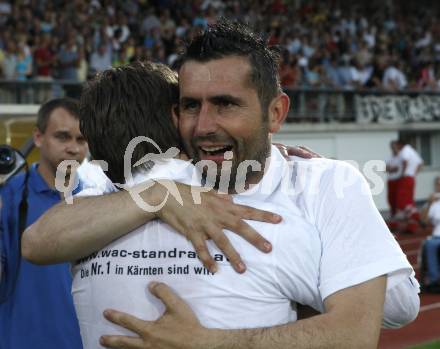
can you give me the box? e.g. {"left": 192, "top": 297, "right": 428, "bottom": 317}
{"left": 37, "top": 97, "right": 80, "bottom": 133}
{"left": 397, "top": 136, "right": 410, "bottom": 147}
{"left": 79, "top": 62, "right": 181, "bottom": 184}
{"left": 178, "top": 18, "right": 282, "bottom": 111}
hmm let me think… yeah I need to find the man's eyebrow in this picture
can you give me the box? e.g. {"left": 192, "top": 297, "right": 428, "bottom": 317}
{"left": 179, "top": 96, "right": 199, "bottom": 103}
{"left": 179, "top": 95, "right": 244, "bottom": 105}
{"left": 209, "top": 95, "right": 242, "bottom": 105}
{"left": 54, "top": 130, "right": 71, "bottom": 135}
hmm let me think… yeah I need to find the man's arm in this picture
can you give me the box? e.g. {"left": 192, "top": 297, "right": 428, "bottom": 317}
{"left": 22, "top": 180, "right": 280, "bottom": 273}
{"left": 415, "top": 162, "right": 423, "bottom": 176}
{"left": 100, "top": 276, "right": 386, "bottom": 349}
{"left": 400, "top": 160, "right": 408, "bottom": 177}
{"left": 22, "top": 145, "right": 317, "bottom": 271}
{"left": 385, "top": 164, "right": 398, "bottom": 173}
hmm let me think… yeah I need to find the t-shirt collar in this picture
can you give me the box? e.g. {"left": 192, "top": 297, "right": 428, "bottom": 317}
{"left": 29, "top": 163, "right": 83, "bottom": 195}
{"left": 233, "top": 145, "right": 286, "bottom": 202}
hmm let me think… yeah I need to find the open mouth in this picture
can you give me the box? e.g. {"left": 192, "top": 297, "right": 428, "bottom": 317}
{"left": 199, "top": 145, "right": 233, "bottom": 156}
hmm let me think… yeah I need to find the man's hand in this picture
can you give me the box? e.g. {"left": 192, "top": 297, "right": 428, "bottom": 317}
{"left": 100, "top": 282, "right": 209, "bottom": 349}
{"left": 152, "top": 180, "right": 282, "bottom": 273}
{"left": 22, "top": 180, "right": 281, "bottom": 273}
{"left": 273, "top": 143, "right": 322, "bottom": 159}
{"left": 101, "top": 277, "right": 386, "bottom": 349}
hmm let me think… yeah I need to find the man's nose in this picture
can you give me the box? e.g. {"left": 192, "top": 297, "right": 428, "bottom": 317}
{"left": 194, "top": 103, "right": 218, "bottom": 136}
{"left": 66, "top": 141, "right": 80, "bottom": 155}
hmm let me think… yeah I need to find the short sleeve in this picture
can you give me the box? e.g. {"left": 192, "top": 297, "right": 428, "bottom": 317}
{"left": 382, "top": 275, "right": 420, "bottom": 328}
{"left": 399, "top": 147, "right": 410, "bottom": 162}
{"left": 315, "top": 161, "right": 412, "bottom": 300}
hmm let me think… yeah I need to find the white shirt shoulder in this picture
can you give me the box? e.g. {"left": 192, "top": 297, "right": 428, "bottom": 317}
{"left": 286, "top": 156, "right": 413, "bottom": 300}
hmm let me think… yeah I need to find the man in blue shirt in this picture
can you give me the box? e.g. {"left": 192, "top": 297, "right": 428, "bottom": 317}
{"left": 0, "top": 98, "right": 88, "bottom": 348}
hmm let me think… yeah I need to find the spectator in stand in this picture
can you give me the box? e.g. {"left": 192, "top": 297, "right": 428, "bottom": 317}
{"left": 420, "top": 176, "right": 440, "bottom": 293}
{"left": 0, "top": 0, "right": 438, "bottom": 94}
{"left": 40, "top": 11, "right": 54, "bottom": 33}
{"left": 0, "top": 1, "right": 11, "bottom": 27}
{"left": 1, "top": 39, "right": 16, "bottom": 79}
{"left": 395, "top": 138, "right": 424, "bottom": 234}
{"left": 77, "top": 47, "right": 88, "bottom": 82}
{"left": 140, "top": 8, "right": 161, "bottom": 37}
{"left": 301, "top": 34, "right": 316, "bottom": 58}
{"left": 324, "top": 54, "right": 343, "bottom": 88}
{"left": 365, "top": 56, "right": 387, "bottom": 88}
{"left": 279, "top": 54, "right": 302, "bottom": 89}
{"left": 355, "top": 40, "right": 373, "bottom": 67}
{"left": 338, "top": 56, "right": 355, "bottom": 89}
{"left": 0, "top": 38, "right": 16, "bottom": 102}
{"left": 349, "top": 59, "right": 373, "bottom": 88}
{"left": 417, "top": 60, "right": 437, "bottom": 90}
{"left": 113, "top": 14, "right": 130, "bottom": 44}
{"left": 34, "top": 33, "right": 55, "bottom": 80}
{"left": 90, "top": 42, "right": 112, "bottom": 74}
{"left": 383, "top": 59, "right": 408, "bottom": 90}
{"left": 304, "top": 57, "right": 324, "bottom": 87}
{"left": 34, "top": 33, "right": 56, "bottom": 102}
{"left": 15, "top": 44, "right": 33, "bottom": 102}
{"left": 57, "top": 34, "right": 79, "bottom": 81}
{"left": 113, "top": 42, "right": 131, "bottom": 67}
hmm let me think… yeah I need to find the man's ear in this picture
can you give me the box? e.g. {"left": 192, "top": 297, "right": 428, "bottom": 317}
{"left": 268, "top": 93, "right": 289, "bottom": 134}
{"left": 33, "top": 127, "right": 43, "bottom": 148}
{"left": 171, "top": 104, "right": 179, "bottom": 129}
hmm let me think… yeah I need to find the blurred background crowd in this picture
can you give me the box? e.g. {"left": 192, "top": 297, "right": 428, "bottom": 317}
{"left": 0, "top": 0, "right": 440, "bottom": 91}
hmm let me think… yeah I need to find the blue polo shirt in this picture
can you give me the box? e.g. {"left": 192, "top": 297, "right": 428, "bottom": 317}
{"left": 0, "top": 164, "right": 83, "bottom": 349}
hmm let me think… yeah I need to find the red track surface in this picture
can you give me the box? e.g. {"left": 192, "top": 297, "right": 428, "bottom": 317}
{"left": 378, "top": 228, "right": 440, "bottom": 348}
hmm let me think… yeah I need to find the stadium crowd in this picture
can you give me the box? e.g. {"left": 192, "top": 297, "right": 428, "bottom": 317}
{"left": 0, "top": 0, "right": 440, "bottom": 91}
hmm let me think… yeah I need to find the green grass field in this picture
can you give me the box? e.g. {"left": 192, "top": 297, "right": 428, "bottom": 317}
{"left": 409, "top": 341, "right": 440, "bottom": 349}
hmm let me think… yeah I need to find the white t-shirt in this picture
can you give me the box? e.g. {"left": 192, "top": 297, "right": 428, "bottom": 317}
{"left": 77, "top": 159, "right": 114, "bottom": 193}
{"left": 383, "top": 66, "right": 408, "bottom": 90}
{"left": 399, "top": 145, "right": 423, "bottom": 177}
{"left": 73, "top": 146, "right": 417, "bottom": 348}
{"left": 428, "top": 199, "right": 440, "bottom": 237}
{"left": 386, "top": 155, "right": 403, "bottom": 180}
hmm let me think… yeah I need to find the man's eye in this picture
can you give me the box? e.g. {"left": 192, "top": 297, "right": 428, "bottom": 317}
{"left": 217, "top": 100, "right": 236, "bottom": 109}
{"left": 181, "top": 101, "right": 199, "bottom": 111}
{"left": 219, "top": 101, "right": 232, "bottom": 107}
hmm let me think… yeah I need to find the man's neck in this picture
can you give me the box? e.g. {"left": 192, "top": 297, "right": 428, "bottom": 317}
{"left": 227, "top": 156, "right": 270, "bottom": 195}
{"left": 37, "top": 161, "right": 56, "bottom": 189}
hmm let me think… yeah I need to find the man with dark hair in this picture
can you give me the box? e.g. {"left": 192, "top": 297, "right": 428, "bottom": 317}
{"left": 24, "top": 20, "right": 419, "bottom": 349}
{"left": 175, "top": 20, "right": 283, "bottom": 190}
{"left": 0, "top": 97, "right": 87, "bottom": 349}
{"left": 80, "top": 61, "right": 181, "bottom": 184}
{"left": 36, "top": 97, "right": 81, "bottom": 137}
